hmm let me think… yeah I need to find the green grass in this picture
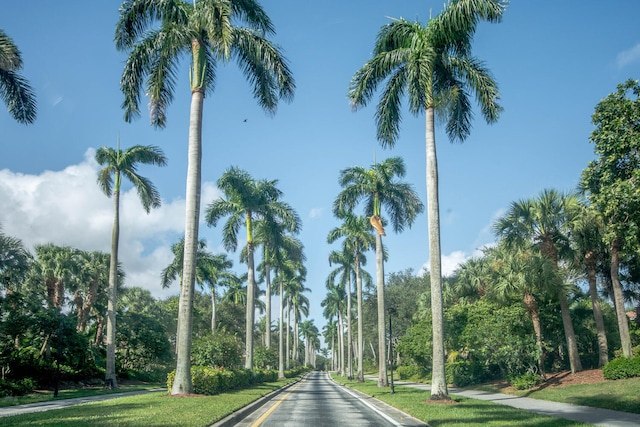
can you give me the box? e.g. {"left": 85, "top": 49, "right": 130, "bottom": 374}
{"left": 0, "top": 384, "right": 164, "bottom": 408}
{"left": 333, "top": 376, "right": 592, "bottom": 427}
{"left": 479, "top": 377, "right": 640, "bottom": 414}
{"left": 1, "top": 378, "right": 297, "bottom": 426}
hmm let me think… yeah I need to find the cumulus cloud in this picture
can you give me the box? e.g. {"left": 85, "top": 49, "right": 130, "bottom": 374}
{"left": 0, "top": 149, "right": 220, "bottom": 300}
{"left": 419, "top": 250, "right": 468, "bottom": 278}
{"left": 616, "top": 43, "right": 640, "bottom": 68}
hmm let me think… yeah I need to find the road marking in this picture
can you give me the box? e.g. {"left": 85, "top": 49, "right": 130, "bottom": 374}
{"left": 250, "top": 381, "right": 304, "bottom": 427}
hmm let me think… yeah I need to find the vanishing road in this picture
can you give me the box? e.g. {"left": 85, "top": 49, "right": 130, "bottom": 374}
{"left": 226, "top": 371, "right": 426, "bottom": 427}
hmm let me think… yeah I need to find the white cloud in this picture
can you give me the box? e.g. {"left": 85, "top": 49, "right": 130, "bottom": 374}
{"left": 0, "top": 149, "right": 219, "bottom": 300}
{"left": 419, "top": 250, "right": 469, "bottom": 278}
{"left": 616, "top": 43, "right": 640, "bottom": 68}
{"left": 309, "top": 207, "right": 323, "bottom": 219}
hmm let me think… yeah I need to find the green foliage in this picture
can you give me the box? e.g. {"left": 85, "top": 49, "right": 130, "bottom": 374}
{"left": 0, "top": 378, "right": 35, "bottom": 397}
{"left": 166, "top": 366, "right": 279, "bottom": 395}
{"left": 253, "top": 346, "right": 278, "bottom": 370}
{"left": 602, "top": 356, "right": 640, "bottom": 380}
{"left": 396, "top": 364, "right": 428, "bottom": 381}
{"left": 191, "top": 332, "right": 243, "bottom": 369}
{"left": 446, "top": 361, "right": 486, "bottom": 387}
{"left": 396, "top": 317, "right": 433, "bottom": 367}
{"left": 508, "top": 372, "right": 542, "bottom": 390}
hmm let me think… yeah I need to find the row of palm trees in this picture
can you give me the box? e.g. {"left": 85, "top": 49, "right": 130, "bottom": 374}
{"left": 4, "top": 0, "right": 509, "bottom": 398}
{"left": 323, "top": 156, "right": 423, "bottom": 386}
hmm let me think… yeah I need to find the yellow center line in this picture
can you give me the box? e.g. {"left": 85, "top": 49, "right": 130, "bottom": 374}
{"left": 250, "top": 381, "right": 304, "bottom": 427}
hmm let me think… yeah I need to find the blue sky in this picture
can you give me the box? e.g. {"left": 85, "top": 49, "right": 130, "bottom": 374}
{"left": 2, "top": 0, "right": 640, "bottom": 335}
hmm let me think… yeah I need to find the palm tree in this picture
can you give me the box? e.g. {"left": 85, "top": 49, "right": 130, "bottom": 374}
{"left": 485, "top": 243, "right": 561, "bottom": 378}
{"left": 494, "top": 189, "right": 583, "bottom": 373}
{"left": 115, "top": 0, "right": 294, "bottom": 395}
{"left": 252, "top": 213, "right": 302, "bottom": 348}
{"left": 567, "top": 201, "right": 609, "bottom": 366}
{"left": 161, "top": 236, "right": 235, "bottom": 332}
{"left": 299, "top": 319, "right": 318, "bottom": 367}
{"left": 274, "top": 257, "right": 305, "bottom": 377}
{"left": 348, "top": 0, "right": 506, "bottom": 399}
{"left": 0, "top": 29, "right": 36, "bottom": 124}
{"left": 74, "top": 251, "right": 113, "bottom": 333}
{"left": 328, "top": 211, "right": 375, "bottom": 382}
{"left": 0, "top": 224, "right": 30, "bottom": 291}
{"left": 334, "top": 156, "right": 423, "bottom": 387}
{"left": 96, "top": 142, "right": 166, "bottom": 388}
{"left": 322, "top": 282, "right": 346, "bottom": 376}
{"left": 326, "top": 249, "right": 354, "bottom": 379}
{"left": 205, "top": 166, "right": 299, "bottom": 370}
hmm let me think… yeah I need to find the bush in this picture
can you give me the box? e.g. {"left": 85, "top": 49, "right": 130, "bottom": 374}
{"left": 166, "top": 366, "right": 280, "bottom": 395}
{"left": 0, "top": 377, "right": 36, "bottom": 397}
{"left": 602, "top": 356, "right": 640, "bottom": 380}
{"left": 396, "top": 364, "right": 428, "bottom": 381}
{"left": 446, "top": 361, "right": 485, "bottom": 387}
{"left": 509, "top": 372, "right": 542, "bottom": 390}
{"left": 191, "top": 333, "right": 243, "bottom": 369}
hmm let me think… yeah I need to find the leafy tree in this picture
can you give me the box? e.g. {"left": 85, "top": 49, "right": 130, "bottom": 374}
{"left": 347, "top": 0, "right": 506, "bottom": 399}
{"left": 581, "top": 79, "right": 640, "bottom": 358}
{"left": 205, "top": 167, "right": 299, "bottom": 369}
{"left": 0, "top": 29, "right": 36, "bottom": 124}
{"left": 334, "top": 156, "right": 423, "bottom": 386}
{"left": 115, "top": 0, "right": 294, "bottom": 395}
{"left": 96, "top": 142, "right": 166, "bottom": 389}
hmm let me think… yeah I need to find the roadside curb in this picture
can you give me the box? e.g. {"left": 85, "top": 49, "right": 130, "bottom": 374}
{"left": 209, "top": 374, "right": 307, "bottom": 427}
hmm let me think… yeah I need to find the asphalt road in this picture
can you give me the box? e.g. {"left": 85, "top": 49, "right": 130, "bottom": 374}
{"left": 227, "top": 371, "right": 426, "bottom": 427}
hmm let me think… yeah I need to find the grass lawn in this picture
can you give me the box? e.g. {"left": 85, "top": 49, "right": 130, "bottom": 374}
{"left": 477, "top": 377, "right": 640, "bottom": 414}
{"left": 333, "top": 376, "right": 592, "bottom": 427}
{"left": 0, "top": 384, "right": 164, "bottom": 408}
{"left": 1, "top": 378, "right": 297, "bottom": 427}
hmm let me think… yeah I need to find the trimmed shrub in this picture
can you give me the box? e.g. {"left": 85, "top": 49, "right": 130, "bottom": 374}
{"left": 166, "top": 366, "right": 280, "bottom": 395}
{"left": 509, "top": 372, "right": 542, "bottom": 390}
{"left": 396, "top": 364, "right": 428, "bottom": 381}
{"left": 603, "top": 356, "right": 640, "bottom": 380}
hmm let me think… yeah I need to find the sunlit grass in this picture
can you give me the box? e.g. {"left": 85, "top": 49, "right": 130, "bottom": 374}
{"left": 0, "top": 384, "right": 164, "bottom": 408}
{"left": 1, "top": 378, "right": 297, "bottom": 427}
{"left": 333, "top": 375, "right": 592, "bottom": 427}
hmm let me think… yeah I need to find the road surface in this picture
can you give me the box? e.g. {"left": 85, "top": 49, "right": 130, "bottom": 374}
{"left": 228, "top": 371, "right": 426, "bottom": 427}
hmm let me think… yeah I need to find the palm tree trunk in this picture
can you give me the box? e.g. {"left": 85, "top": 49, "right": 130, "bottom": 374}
{"left": 278, "top": 279, "right": 285, "bottom": 378}
{"left": 293, "top": 308, "right": 299, "bottom": 362}
{"left": 210, "top": 287, "right": 216, "bottom": 332}
{"left": 585, "top": 251, "right": 608, "bottom": 366}
{"left": 265, "top": 262, "right": 271, "bottom": 348}
{"left": 523, "top": 291, "right": 545, "bottom": 377}
{"left": 426, "top": 106, "right": 448, "bottom": 400}
{"left": 106, "top": 184, "right": 120, "bottom": 389}
{"left": 355, "top": 255, "right": 364, "bottom": 382}
{"left": 172, "top": 87, "right": 204, "bottom": 395}
{"left": 338, "top": 311, "right": 345, "bottom": 376}
{"left": 375, "top": 233, "right": 387, "bottom": 387}
{"left": 286, "top": 303, "right": 291, "bottom": 370}
{"left": 610, "top": 238, "right": 633, "bottom": 357}
{"left": 346, "top": 272, "right": 353, "bottom": 380}
{"left": 245, "top": 240, "right": 256, "bottom": 369}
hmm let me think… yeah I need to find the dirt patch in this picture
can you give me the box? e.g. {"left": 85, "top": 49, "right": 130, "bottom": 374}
{"left": 488, "top": 369, "right": 605, "bottom": 393}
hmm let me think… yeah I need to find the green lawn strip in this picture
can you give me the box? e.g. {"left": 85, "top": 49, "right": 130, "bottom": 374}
{"left": 502, "top": 377, "right": 640, "bottom": 414}
{"left": 333, "top": 376, "right": 592, "bottom": 427}
{"left": 0, "top": 384, "right": 165, "bottom": 408}
{"left": 2, "top": 378, "right": 297, "bottom": 427}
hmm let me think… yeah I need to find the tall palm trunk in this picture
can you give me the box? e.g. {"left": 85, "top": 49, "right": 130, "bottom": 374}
{"left": 106, "top": 178, "right": 120, "bottom": 389}
{"left": 585, "top": 251, "right": 608, "bottom": 366}
{"left": 355, "top": 254, "right": 364, "bottom": 382}
{"left": 375, "top": 232, "right": 387, "bottom": 387}
{"left": 286, "top": 303, "right": 291, "bottom": 369}
{"left": 265, "top": 261, "right": 271, "bottom": 348}
{"left": 172, "top": 83, "right": 204, "bottom": 395}
{"left": 210, "top": 287, "right": 216, "bottom": 332}
{"left": 426, "top": 106, "right": 448, "bottom": 399}
{"left": 338, "top": 311, "right": 345, "bottom": 376}
{"left": 293, "top": 307, "right": 299, "bottom": 362}
{"left": 541, "top": 240, "right": 582, "bottom": 373}
{"left": 523, "top": 291, "right": 545, "bottom": 377}
{"left": 346, "top": 272, "right": 353, "bottom": 379}
{"left": 245, "top": 231, "right": 256, "bottom": 369}
{"left": 610, "top": 238, "right": 633, "bottom": 357}
{"left": 278, "top": 279, "right": 285, "bottom": 378}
